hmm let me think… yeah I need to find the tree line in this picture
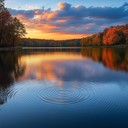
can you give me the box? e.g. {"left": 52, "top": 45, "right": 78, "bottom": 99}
{"left": 20, "top": 38, "right": 80, "bottom": 47}
{"left": 0, "top": 0, "right": 26, "bottom": 47}
{"left": 0, "top": 0, "right": 80, "bottom": 48}
{"left": 81, "top": 24, "right": 128, "bottom": 46}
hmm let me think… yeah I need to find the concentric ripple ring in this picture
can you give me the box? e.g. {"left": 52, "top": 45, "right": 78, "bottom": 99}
{"left": 38, "top": 85, "right": 89, "bottom": 104}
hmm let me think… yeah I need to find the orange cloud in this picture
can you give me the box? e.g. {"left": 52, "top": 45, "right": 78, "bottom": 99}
{"left": 10, "top": 2, "right": 128, "bottom": 40}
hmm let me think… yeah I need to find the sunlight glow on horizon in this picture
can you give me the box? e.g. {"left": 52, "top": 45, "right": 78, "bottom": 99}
{"left": 6, "top": 0, "right": 128, "bottom": 40}
{"left": 26, "top": 31, "right": 87, "bottom": 40}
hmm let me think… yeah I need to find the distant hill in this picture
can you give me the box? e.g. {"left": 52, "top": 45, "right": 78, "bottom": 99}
{"left": 81, "top": 24, "right": 128, "bottom": 46}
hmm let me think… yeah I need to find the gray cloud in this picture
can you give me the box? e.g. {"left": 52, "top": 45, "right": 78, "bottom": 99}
{"left": 8, "top": 2, "right": 128, "bottom": 35}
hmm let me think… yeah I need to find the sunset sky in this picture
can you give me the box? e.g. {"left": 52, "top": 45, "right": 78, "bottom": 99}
{"left": 5, "top": 0, "right": 128, "bottom": 40}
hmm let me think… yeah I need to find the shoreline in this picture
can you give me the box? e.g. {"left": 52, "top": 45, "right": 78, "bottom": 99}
{"left": 82, "top": 45, "right": 128, "bottom": 48}
{"left": 0, "top": 47, "right": 22, "bottom": 51}
{"left": 22, "top": 47, "right": 81, "bottom": 50}
{"left": 0, "top": 45, "right": 128, "bottom": 51}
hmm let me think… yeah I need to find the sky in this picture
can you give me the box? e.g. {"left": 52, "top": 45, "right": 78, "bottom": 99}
{"left": 5, "top": 0, "right": 128, "bottom": 40}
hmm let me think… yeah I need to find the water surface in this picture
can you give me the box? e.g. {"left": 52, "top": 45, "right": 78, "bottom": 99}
{"left": 0, "top": 48, "right": 128, "bottom": 128}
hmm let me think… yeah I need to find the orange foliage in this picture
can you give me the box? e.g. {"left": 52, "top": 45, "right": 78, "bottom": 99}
{"left": 102, "top": 48, "right": 128, "bottom": 71}
{"left": 81, "top": 24, "right": 128, "bottom": 46}
{"left": 103, "top": 28, "right": 125, "bottom": 45}
{"left": 81, "top": 48, "right": 128, "bottom": 72}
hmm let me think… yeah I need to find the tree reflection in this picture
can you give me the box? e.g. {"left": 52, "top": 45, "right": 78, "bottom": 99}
{"left": 81, "top": 47, "right": 128, "bottom": 72}
{"left": 0, "top": 51, "right": 25, "bottom": 105}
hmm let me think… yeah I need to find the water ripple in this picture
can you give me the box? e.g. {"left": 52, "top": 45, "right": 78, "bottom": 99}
{"left": 3, "top": 87, "right": 23, "bottom": 100}
{"left": 37, "top": 83, "right": 92, "bottom": 104}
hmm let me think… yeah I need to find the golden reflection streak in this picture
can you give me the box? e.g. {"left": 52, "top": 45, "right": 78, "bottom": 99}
{"left": 26, "top": 29, "right": 86, "bottom": 40}
{"left": 19, "top": 52, "right": 86, "bottom": 85}
{"left": 21, "top": 52, "right": 85, "bottom": 64}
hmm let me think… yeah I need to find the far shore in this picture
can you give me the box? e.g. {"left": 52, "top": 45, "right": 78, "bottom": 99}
{"left": 22, "top": 47, "right": 81, "bottom": 50}
{"left": 0, "top": 47, "right": 21, "bottom": 51}
{"left": 0, "top": 45, "right": 128, "bottom": 51}
{"left": 82, "top": 45, "right": 128, "bottom": 48}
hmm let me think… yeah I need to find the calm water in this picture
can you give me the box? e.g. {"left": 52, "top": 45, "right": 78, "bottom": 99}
{"left": 0, "top": 48, "right": 128, "bottom": 128}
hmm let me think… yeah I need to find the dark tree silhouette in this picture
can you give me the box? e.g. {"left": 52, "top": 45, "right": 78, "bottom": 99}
{"left": 0, "top": 0, "right": 26, "bottom": 47}
{"left": 0, "top": 51, "right": 26, "bottom": 104}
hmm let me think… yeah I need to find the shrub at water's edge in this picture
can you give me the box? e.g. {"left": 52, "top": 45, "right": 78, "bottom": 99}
{"left": 81, "top": 24, "right": 128, "bottom": 46}
{"left": 0, "top": 0, "right": 26, "bottom": 47}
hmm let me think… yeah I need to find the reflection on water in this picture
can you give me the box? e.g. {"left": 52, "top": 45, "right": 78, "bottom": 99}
{"left": 19, "top": 48, "right": 128, "bottom": 83}
{"left": 0, "top": 48, "right": 128, "bottom": 128}
{"left": 38, "top": 83, "right": 92, "bottom": 104}
{"left": 0, "top": 51, "right": 25, "bottom": 104}
{"left": 81, "top": 48, "right": 128, "bottom": 72}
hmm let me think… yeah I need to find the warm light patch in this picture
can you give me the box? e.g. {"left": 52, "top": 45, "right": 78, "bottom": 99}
{"left": 21, "top": 52, "right": 85, "bottom": 65}
{"left": 26, "top": 29, "right": 86, "bottom": 40}
{"left": 19, "top": 52, "right": 87, "bottom": 83}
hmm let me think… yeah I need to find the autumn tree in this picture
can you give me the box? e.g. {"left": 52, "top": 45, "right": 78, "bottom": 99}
{"left": 81, "top": 33, "right": 103, "bottom": 46}
{"left": 92, "top": 33, "right": 103, "bottom": 45}
{"left": 81, "top": 36, "right": 93, "bottom": 46}
{"left": 103, "top": 28, "right": 125, "bottom": 45}
{"left": 81, "top": 24, "right": 128, "bottom": 46}
{"left": 0, "top": 11, "right": 12, "bottom": 45}
{"left": 0, "top": 0, "right": 26, "bottom": 47}
{"left": 6, "top": 17, "right": 26, "bottom": 46}
{"left": 0, "top": 0, "right": 10, "bottom": 45}
{"left": 117, "top": 24, "right": 128, "bottom": 44}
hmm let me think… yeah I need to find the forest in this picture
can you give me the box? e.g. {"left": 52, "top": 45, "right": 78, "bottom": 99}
{"left": 0, "top": 0, "right": 26, "bottom": 47}
{"left": 16, "top": 24, "right": 128, "bottom": 48}
{"left": 1, "top": 0, "right": 128, "bottom": 48}
{"left": 20, "top": 38, "right": 80, "bottom": 47}
{"left": 81, "top": 24, "right": 128, "bottom": 46}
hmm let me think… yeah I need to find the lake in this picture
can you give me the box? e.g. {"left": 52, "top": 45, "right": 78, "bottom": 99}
{"left": 0, "top": 47, "right": 128, "bottom": 128}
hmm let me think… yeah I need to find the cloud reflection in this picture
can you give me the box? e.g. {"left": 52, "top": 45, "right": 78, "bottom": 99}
{"left": 20, "top": 51, "right": 128, "bottom": 84}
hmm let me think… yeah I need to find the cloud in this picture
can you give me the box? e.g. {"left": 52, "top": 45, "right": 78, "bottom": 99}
{"left": 58, "top": 2, "right": 71, "bottom": 10}
{"left": 8, "top": 2, "right": 128, "bottom": 39}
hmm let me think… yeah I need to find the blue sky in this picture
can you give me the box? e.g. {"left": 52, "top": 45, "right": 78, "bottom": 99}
{"left": 5, "top": 0, "right": 127, "bottom": 10}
